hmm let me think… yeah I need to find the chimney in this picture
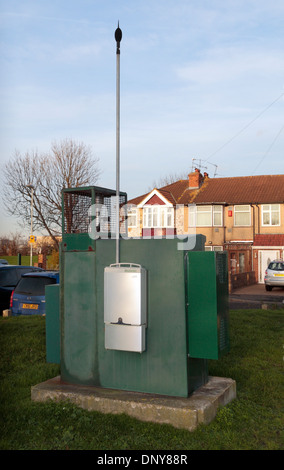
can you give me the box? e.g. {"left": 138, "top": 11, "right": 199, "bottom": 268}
{"left": 188, "top": 168, "right": 203, "bottom": 189}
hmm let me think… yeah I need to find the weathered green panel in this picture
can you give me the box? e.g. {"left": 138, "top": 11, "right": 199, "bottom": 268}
{"left": 45, "top": 284, "right": 60, "bottom": 364}
{"left": 185, "top": 251, "right": 229, "bottom": 360}
{"left": 57, "top": 185, "right": 213, "bottom": 396}
{"left": 59, "top": 233, "right": 212, "bottom": 397}
{"left": 62, "top": 233, "right": 96, "bottom": 252}
{"left": 60, "top": 251, "right": 98, "bottom": 385}
{"left": 95, "top": 237, "right": 208, "bottom": 397}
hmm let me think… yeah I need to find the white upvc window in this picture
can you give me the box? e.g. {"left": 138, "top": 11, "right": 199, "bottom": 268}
{"left": 234, "top": 205, "right": 251, "bottom": 226}
{"left": 261, "top": 204, "right": 280, "bottom": 226}
{"left": 213, "top": 206, "right": 222, "bottom": 226}
{"left": 188, "top": 205, "right": 222, "bottom": 227}
{"left": 127, "top": 205, "right": 138, "bottom": 227}
{"left": 205, "top": 246, "right": 223, "bottom": 251}
{"left": 213, "top": 246, "right": 223, "bottom": 251}
{"left": 196, "top": 205, "right": 212, "bottom": 226}
{"left": 143, "top": 206, "right": 174, "bottom": 228}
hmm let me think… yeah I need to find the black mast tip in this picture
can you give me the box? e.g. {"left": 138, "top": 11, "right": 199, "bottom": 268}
{"left": 115, "top": 21, "right": 122, "bottom": 46}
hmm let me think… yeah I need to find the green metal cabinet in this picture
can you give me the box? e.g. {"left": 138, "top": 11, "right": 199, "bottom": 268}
{"left": 185, "top": 251, "right": 230, "bottom": 360}
{"left": 59, "top": 236, "right": 209, "bottom": 397}
{"left": 45, "top": 284, "right": 60, "bottom": 364}
{"left": 45, "top": 186, "right": 230, "bottom": 398}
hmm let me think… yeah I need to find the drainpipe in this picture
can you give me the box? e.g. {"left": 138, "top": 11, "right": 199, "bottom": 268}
{"left": 252, "top": 204, "right": 255, "bottom": 271}
{"left": 223, "top": 205, "right": 226, "bottom": 244}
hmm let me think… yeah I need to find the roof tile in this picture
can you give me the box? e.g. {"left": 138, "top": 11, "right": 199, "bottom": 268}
{"left": 128, "top": 174, "right": 284, "bottom": 206}
{"left": 253, "top": 234, "right": 284, "bottom": 246}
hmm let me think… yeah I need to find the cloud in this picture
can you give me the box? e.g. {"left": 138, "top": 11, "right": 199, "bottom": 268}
{"left": 55, "top": 43, "right": 102, "bottom": 63}
{"left": 176, "top": 46, "right": 284, "bottom": 86}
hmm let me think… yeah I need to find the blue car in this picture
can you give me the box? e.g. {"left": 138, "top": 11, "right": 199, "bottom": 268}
{"left": 11, "top": 271, "right": 59, "bottom": 316}
{"left": 0, "top": 265, "right": 43, "bottom": 315}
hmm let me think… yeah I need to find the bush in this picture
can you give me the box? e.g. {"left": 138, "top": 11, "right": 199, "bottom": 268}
{"left": 47, "top": 250, "right": 59, "bottom": 270}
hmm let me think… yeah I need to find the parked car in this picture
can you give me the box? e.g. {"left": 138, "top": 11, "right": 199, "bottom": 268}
{"left": 0, "top": 259, "right": 8, "bottom": 265}
{"left": 264, "top": 259, "right": 284, "bottom": 291}
{"left": 10, "top": 271, "right": 59, "bottom": 316}
{"left": 0, "top": 265, "right": 43, "bottom": 314}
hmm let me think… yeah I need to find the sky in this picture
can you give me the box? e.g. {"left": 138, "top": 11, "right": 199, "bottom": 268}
{"left": 0, "top": 0, "right": 283, "bottom": 237}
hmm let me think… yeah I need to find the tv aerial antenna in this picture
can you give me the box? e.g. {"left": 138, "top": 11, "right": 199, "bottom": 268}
{"left": 191, "top": 158, "right": 207, "bottom": 172}
{"left": 191, "top": 158, "right": 219, "bottom": 177}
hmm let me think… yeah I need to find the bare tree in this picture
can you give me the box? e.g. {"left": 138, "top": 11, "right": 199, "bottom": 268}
{"left": 0, "top": 232, "right": 28, "bottom": 256}
{"left": 2, "top": 139, "right": 101, "bottom": 247}
{"left": 148, "top": 170, "right": 189, "bottom": 191}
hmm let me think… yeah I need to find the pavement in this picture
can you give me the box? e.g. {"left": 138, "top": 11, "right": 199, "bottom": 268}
{"left": 230, "top": 283, "right": 284, "bottom": 309}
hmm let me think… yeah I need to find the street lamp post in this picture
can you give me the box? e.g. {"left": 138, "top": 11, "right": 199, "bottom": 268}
{"left": 27, "top": 185, "right": 34, "bottom": 266}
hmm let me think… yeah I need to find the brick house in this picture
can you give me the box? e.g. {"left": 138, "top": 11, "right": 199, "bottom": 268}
{"left": 127, "top": 169, "right": 284, "bottom": 289}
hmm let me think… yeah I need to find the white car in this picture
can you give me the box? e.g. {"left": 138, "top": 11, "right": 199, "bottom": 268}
{"left": 264, "top": 260, "right": 284, "bottom": 291}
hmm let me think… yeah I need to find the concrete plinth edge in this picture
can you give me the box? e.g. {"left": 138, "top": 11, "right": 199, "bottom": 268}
{"left": 31, "top": 376, "right": 236, "bottom": 431}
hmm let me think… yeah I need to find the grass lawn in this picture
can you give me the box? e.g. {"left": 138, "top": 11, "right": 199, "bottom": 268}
{"left": 0, "top": 255, "right": 39, "bottom": 266}
{"left": 0, "top": 309, "right": 283, "bottom": 450}
{"left": 1, "top": 254, "right": 58, "bottom": 270}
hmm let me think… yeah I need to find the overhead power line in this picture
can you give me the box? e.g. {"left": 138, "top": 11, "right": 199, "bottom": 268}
{"left": 204, "top": 91, "right": 284, "bottom": 163}
{"left": 252, "top": 123, "right": 284, "bottom": 175}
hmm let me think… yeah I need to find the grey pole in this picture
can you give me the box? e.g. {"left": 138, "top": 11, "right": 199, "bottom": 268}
{"left": 27, "top": 184, "right": 34, "bottom": 266}
{"left": 115, "top": 22, "right": 122, "bottom": 264}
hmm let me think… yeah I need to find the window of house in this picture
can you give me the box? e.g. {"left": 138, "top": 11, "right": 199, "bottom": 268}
{"left": 213, "top": 246, "right": 223, "bottom": 251}
{"left": 205, "top": 246, "right": 223, "bottom": 251}
{"left": 239, "top": 253, "right": 245, "bottom": 273}
{"left": 234, "top": 205, "right": 251, "bottom": 226}
{"left": 127, "top": 206, "right": 138, "bottom": 227}
{"left": 261, "top": 204, "right": 280, "bottom": 226}
{"left": 188, "top": 205, "right": 222, "bottom": 227}
{"left": 213, "top": 206, "right": 222, "bottom": 226}
{"left": 196, "top": 205, "right": 212, "bottom": 226}
{"left": 230, "top": 253, "right": 237, "bottom": 274}
{"left": 188, "top": 205, "right": 195, "bottom": 227}
{"left": 143, "top": 206, "right": 174, "bottom": 228}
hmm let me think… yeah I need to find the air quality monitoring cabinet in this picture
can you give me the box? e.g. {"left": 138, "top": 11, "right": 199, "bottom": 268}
{"left": 104, "top": 263, "right": 147, "bottom": 353}
{"left": 47, "top": 186, "right": 230, "bottom": 397}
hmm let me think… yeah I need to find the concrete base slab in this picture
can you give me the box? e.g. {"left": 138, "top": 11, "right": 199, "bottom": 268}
{"left": 31, "top": 376, "right": 236, "bottom": 431}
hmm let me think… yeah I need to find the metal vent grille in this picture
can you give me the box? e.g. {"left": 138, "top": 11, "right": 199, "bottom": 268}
{"left": 63, "top": 189, "right": 92, "bottom": 234}
{"left": 104, "top": 194, "right": 127, "bottom": 234}
{"left": 63, "top": 188, "right": 127, "bottom": 235}
{"left": 219, "top": 317, "right": 229, "bottom": 351}
{"left": 216, "top": 252, "right": 227, "bottom": 284}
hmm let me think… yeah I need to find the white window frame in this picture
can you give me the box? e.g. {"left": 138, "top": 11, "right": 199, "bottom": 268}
{"left": 127, "top": 205, "right": 138, "bottom": 228}
{"left": 143, "top": 206, "right": 174, "bottom": 229}
{"left": 213, "top": 246, "right": 223, "bottom": 251}
{"left": 261, "top": 204, "right": 280, "bottom": 226}
{"left": 205, "top": 246, "right": 223, "bottom": 251}
{"left": 188, "top": 205, "right": 223, "bottom": 227}
{"left": 234, "top": 205, "right": 251, "bottom": 227}
{"left": 213, "top": 206, "right": 222, "bottom": 226}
